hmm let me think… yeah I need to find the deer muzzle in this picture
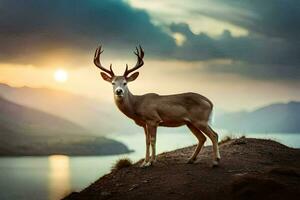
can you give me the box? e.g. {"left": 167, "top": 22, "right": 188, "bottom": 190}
{"left": 115, "top": 87, "right": 124, "bottom": 97}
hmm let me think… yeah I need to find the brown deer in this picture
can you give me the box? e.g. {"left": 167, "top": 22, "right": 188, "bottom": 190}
{"left": 94, "top": 45, "right": 220, "bottom": 167}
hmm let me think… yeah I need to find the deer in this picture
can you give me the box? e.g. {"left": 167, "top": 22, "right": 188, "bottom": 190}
{"left": 93, "top": 45, "right": 221, "bottom": 167}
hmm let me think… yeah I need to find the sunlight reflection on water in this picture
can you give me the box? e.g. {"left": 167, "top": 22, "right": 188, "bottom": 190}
{"left": 48, "top": 155, "right": 71, "bottom": 200}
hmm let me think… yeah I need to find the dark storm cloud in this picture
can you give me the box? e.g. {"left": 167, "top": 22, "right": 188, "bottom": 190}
{"left": 0, "top": 0, "right": 299, "bottom": 79}
{"left": 197, "top": 0, "right": 300, "bottom": 40}
{"left": 205, "top": 61, "right": 300, "bottom": 80}
{"left": 170, "top": 23, "right": 300, "bottom": 79}
{"left": 170, "top": 23, "right": 300, "bottom": 66}
{"left": 0, "top": 0, "right": 176, "bottom": 65}
{"left": 168, "top": 0, "right": 300, "bottom": 79}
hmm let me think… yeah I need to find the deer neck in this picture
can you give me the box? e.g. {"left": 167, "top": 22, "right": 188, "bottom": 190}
{"left": 114, "top": 89, "right": 137, "bottom": 119}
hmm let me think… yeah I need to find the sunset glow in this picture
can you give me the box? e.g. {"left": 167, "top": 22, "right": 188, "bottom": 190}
{"left": 54, "top": 69, "right": 68, "bottom": 82}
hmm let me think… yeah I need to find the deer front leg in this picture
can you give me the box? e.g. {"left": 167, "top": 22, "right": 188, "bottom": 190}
{"left": 148, "top": 124, "right": 157, "bottom": 166}
{"left": 141, "top": 123, "right": 158, "bottom": 168}
{"left": 140, "top": 126, "right": 151, "bottom": 167}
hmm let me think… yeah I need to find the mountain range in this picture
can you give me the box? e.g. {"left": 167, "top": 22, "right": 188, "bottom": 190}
{"left": 0, "top": 83, "right": 136, "bottom": 135}
{"left": 0, "top": 96, "right": 130, "bottom": 156}
{"left": 215, "top": 101, "right": 300, "bottom": 133}
{"left": 1, "top": 82, "right": 299, "bottom": 138}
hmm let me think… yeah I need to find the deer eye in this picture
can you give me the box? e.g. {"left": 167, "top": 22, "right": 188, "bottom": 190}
{"left": 112, "top": 82, "right": 115, "bottom": 85}
{"left": 123, "top": 82, "right": 127, "bottom": 86}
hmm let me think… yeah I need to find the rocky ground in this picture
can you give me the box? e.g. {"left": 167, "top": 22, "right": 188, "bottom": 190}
{"left": 64, "top": 138, "right": 300, "bottom": 200}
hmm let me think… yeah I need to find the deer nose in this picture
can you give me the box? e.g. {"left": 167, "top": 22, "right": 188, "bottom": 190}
{"left": 115, "top": 88, "right": 123, "bottom": 96}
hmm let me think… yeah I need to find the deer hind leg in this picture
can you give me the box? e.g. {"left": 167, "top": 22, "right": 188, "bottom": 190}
{"left": 208, "top": 125, "right": 221, "bottom": 162}
{"left": 140, "top": 126, "right": 151, "bottom": 167}
{"left": 193, "top": 121, "right": 221, "bottom": 166}
{"left": 186, "top": 123, "right": 206, "bottom": 164}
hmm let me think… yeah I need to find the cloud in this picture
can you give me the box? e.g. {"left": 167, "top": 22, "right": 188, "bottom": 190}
{"left": 204, "top": 60, "right": 300, "bottom": 80}
{"left": 167, "top": 0, "right": 300, "bottom": 79}
{"left": 0, "top": 0, "right": 299, "bottom": 80}
{"left": 170, "top": 23, "right": 300, "bottom": 65}
{"left": 170, "top": 22, "right": 300, "bottom": 79}
{"left": 196, "top": 0, "right": 300, "bottom": 40}
{"left": 0, "top": 0, "right": 176, "bottom": 66}
{"left": 130, "top": 0, "right": 300, "bottom": 79}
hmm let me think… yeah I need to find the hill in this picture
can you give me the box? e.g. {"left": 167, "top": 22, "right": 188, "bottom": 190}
{"left": 0, "top": 97, "right": 130, "bottom": 156}
{"left": 215, "top": 101, "right": 300, "bottom": 133}
{"left": 64, "top": 138, "right": 300, "bottom": 200}
{"left": 0, "top": 83, "right": 133, "bottom": 135}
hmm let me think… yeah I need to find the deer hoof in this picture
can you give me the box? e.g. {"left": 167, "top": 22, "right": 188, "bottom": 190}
{"left": 149, "top": 159, "right": 156, "bottom": 164}
{"left": 140, "top": 161, "right": 152, "bottom": 168}
{"left": 140, "top": 162, "right": 151, "bottom": 168}
{"left": 140, "top": 161, "right": 147, "bottom": 168}
{"left": 144, "top": 162, "right": 152, "bottom": 167}
{"left": 187, "top": 158, "right": 196, "bottom": 164}
{"left": 212, "top": 159, "right": 220, "bottom": 167}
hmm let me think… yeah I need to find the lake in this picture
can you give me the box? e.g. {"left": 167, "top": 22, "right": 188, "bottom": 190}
{"left": 0, "top": 131, "right": 299, "bottom": 200}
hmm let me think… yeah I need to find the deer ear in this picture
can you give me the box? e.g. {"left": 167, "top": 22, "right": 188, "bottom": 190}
{"left": 100, "top": 72, "right": 112, "bottom": 82}
{"left": 126, "top": 72, "right": 139, "bottom": 82}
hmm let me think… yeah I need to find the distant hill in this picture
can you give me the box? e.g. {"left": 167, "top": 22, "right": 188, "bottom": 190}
{"left": 0, "top": 83, "right": 135, "bottom": 135}
{"left": 0, "top": 97, "right": 130, "bottom": 156}
{"left": 215, "top": 101, "right": 300, "bottom": 133}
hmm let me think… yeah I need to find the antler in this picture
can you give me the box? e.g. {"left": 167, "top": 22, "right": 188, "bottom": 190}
{"left": 94, "top": 45, "right": 114, "bottom": 77}
{"left": 123, "top": 45, "right": 144, "bottom": 77}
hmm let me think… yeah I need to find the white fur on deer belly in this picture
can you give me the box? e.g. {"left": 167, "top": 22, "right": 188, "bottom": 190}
{"left": 183, "top": 117, "right": 191, "bottom": 122}
{"left": 159, "top": 120, "right": 186, "bottom": 127}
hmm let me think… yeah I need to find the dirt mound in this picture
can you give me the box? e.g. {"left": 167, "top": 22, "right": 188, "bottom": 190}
{"left": 63, "top": 138, "right": 300, "bottom": 200}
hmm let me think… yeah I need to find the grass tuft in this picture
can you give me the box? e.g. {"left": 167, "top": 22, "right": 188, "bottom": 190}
{"left": 111, "top": 158, "right": 133, "bottom": 171}
{"left": 219, "top": 135, "right": 246, "bottom": 145}
{"left": 219, "top": 136, "right": 232, "bottom": 145}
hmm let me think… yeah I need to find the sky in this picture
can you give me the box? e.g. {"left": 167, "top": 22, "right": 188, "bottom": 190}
{"left": 0, "top": 0, "right": 299, "bottom": 111}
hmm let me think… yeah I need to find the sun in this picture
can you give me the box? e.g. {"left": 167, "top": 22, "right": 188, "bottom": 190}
{"left": 54, "top": 69, "right": 68, "bottom": 82}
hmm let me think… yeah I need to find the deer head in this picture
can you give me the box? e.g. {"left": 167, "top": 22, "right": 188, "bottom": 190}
{"left": 94, "top": 45, "right": 144, "bottom": 99}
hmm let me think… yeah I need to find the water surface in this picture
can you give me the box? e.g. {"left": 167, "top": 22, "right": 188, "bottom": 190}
{"left": 0, "top": 131, "right": 299, "bottom": 200}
